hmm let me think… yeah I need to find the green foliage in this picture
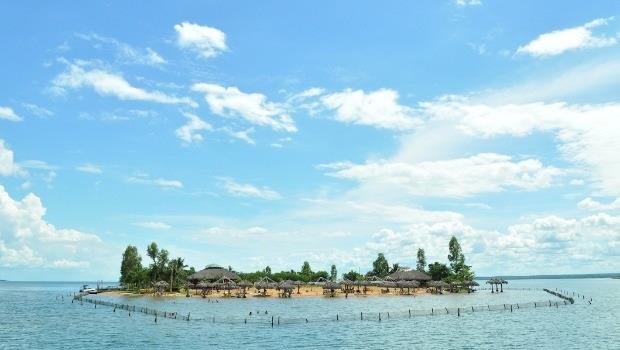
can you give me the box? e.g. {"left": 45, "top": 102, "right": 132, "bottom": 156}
{"left": 343, "top": 270, "right": 363, "bottom": 281}
{"left": 448, "top": 236, "right": 465, "bottom": 274}
{"left": 416, "top": 248, "right": 426, "bottom": 272}
{"left": 389, "top": 263, "right": 400, "bottom": 274}
{"left": 263, "top": 266, "right": 272, "bottom": 275}
{"left": 120, "top": 245, "right": 142, "bottom": 285}
{"left": 427, "top": 262, "right": 451, "bottom": 281}
{"left": 330, "top": 264, "right": 337, "bottom": 281}
{"left": 371, "top": 253, "right": 390, "bottom": 278}
{"left": 300, "top": 261, "right": 312, "bottom": 276}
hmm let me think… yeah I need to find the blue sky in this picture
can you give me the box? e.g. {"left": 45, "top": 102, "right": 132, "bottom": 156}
{"left": 1, "top": 1, "right": 620, "bottom": 280}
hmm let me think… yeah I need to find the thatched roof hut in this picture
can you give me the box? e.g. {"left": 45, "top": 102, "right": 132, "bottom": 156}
{"left": 187, "top": 264, "right": 240, "bottom": 283}
{"left": 387, "top": 269, "right": 431, "bottom": 282}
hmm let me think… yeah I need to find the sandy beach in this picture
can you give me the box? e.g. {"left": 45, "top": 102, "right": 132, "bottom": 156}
{"left": 101, "top": 285, "right": 433, "bottom": 298}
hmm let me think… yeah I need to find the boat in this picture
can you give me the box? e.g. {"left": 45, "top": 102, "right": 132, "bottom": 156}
{"left": 79, "top": 284, "right": 98, "bottom": 294}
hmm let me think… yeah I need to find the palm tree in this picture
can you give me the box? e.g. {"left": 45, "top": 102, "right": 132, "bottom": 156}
{"left": 169, "top": 257, "right": 187, "bottom": 292}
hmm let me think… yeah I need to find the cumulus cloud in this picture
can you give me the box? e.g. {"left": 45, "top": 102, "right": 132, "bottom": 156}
{"left": 0, "top": 106, "right": 22, "bottom": 122}
{"left": 0, "top": 140, "right": 23, "bottom": 176}
{"left": 0, "top": 185, "right": 101, "bottom": 268}
{"left": 320, "top": 88, "right": 421, "bottom": 130}
{"left": 192, "top": 83, "right": 296, "bottom": 132}
{"left": 75, "top": 163, "right": 102, "bottom": 174}
{"left": 174, "top": 22, "right": 227, "bottom": 58}
{"left": 517, "top": 17, "right": 616, "bottom": 57}
{"left": 219, "top": 177, "right": 281, "bottom": 200}
{"left": 578, "top": 197, "right": 620, "bottom": 211}
{"left": 321, "top": 153, "right": 562, "bottom": 197}
{"left": 51, "top": 63, "right": 196, "bottom": 106}
{"left": 126, "top": 173, "right": 183, "bottom": 189}
{"left": 132, "top": 221, "right": 171, "bottom": 230}
{"left": 175, "top": 112, "right": 213, "bottom": 144}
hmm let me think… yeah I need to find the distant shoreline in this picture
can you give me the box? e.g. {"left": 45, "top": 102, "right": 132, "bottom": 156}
{"left": 476, "top": 273, "right": 620, "bottom": 280}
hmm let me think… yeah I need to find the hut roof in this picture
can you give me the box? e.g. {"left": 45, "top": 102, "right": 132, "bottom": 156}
{"left": 323, "top": 281, "right": 342, "bottom": 290}
{"left": 387, "top": 269, "right": 431, "bottom": 282}
{"left": 187, "top": 265, "right": 240, "bottom": 282}
{"left": 397, "top": 280, "right": 420, "bottom": 288}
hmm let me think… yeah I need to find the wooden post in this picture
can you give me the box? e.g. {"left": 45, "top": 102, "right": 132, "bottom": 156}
{"left": 457, "top": 308, "right": 460, "bottom": 317}
{"left": 361, "top": 312, "right": 363, "bottom": 320}
{"left": 408, "top": 309, "right": 411, "bottom": 318}
{"left": 271, "top": 316, "right": 274, "bottom": 327}
{"left": 510, "top": 305, "right": 513, "bottom": 312}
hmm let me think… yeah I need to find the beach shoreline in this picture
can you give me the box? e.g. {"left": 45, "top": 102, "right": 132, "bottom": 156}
{"left": 99, "top": 286, "right": 439, "bottom": 299}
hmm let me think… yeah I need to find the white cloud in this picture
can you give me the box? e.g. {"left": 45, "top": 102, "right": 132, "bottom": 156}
{"left": 174, "top": 22, "right": 227, "bottom": 58}
{"left": 466, "top": 202, "right": 492, "bottom": 210}
{"left": 456, "top": 0, "right": 481, "bottom": 6}
{"left": 126, "top": 173, "right": 183, "bottom": 189}
{"left": 75, "top": 163, "right": 102, "bottom": 174}
{"left": 220, "top": 177, "right": 281, "bottom": 200}
{"left": 175, "top": 112, "right": 213, "bottom": 144}
{"left": 75, "top": 33, "right": 166, "bottom": 66}
{"left": 51, "top": 63, "right": 196, "bottom": 106}
{"left": 418, "top": 97, "right": 620, "bottom": 196}
{"left": 192, "top": 83, "right": 296, "bottom": 132}
{"left": 0, "top": 185, "right": 101, "bottom": 268}
{"left": 0, "top": 106, "right": 22, "bottom": 122}
{"left": 21, "top": 103, "right": 54, "bottom": 118}
{"left": 132, "top": 221, "right": 171, "bottom": 230}
{"left": 516, "top": 17, "right": 616, "bottom": 57}
{"left": 0, "top": 140, "right": 23, "bottom": 176}
{"left": 578, "top": 197, "right": 620, "bottom": 211}
{"left": 51, "top": 259, "right": 89, "bottom": 269}
{"left": 320, "top": 88, "right": 421, "bottom": 130}
{"left": 321, "top": 153, "right": 562, "bottom": 197}
{"left": 222, "top": 127, "right": 255, "bottom": 145}
{"left": 201, "top": 226, "right": 268, "bottom": 238}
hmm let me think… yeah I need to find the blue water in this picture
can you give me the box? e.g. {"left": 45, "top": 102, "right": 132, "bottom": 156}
{"left": 0, "top": 279, "right": 618, "bottom": 349}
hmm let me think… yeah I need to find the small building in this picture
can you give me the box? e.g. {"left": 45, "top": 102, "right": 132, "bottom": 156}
{"left": 187, "top": 264, "right": 240, "bottom": 283}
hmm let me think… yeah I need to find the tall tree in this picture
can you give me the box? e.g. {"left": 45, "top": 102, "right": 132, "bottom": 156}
{"left": 300, "top": 261, "right": 313, "bottom": 282}
{"left": 146, "top": 242, "right": 159, "bottom": 281}
{"left": 263, "top": 266, "right": 272, "bottom": 275}
{"left": 120, "top": 245, "right": 142, "bottom": 286}
{"left": 372, "top": 253, "right": 389, "bottom": 278}
{"left": 416, "top": 248, "right": 426, "bottom": 272}
{"left": 168, "top": 257, "right": 186, "bottom": 292}
{"left": 448, "top": 236, "right": 465, "bottom": 274}
{"left": 330, "top": 264, "right": 337, "bottom": 281}
{"left": 156, "top": 249, "right": 169, "bottom": 282}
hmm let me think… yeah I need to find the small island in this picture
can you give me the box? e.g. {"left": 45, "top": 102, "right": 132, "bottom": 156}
{"left": 108, "top": 236, "right": 484, "bottom": 298}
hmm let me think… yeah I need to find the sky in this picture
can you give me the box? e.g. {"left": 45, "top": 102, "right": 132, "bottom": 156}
{"left": 1, "top": 1, "right": 620, "bottom": 281}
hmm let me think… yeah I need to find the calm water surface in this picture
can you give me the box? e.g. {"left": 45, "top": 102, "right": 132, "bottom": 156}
{"left": 0, "top": 279, "right": 618, "bottom": 349}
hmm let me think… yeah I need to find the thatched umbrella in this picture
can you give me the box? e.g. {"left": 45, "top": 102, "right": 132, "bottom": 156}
{"left": 387, "top": 269, "right": 432, "bottom": 283}
{"left": 291, "top": 280, "right": 303, "bottom": 294}
{"left": 322, "top": 281, "right": 342, "bottom": 297}
{"left": 397, "top": 280, "right": 419, "bottom": 294}
{"left": 255, "top": 277, "right": 277, "bottom": 296}
{"left": 278, "top": 281, "right": 295, "bottom": 298}
{"left": 428, "top": 280, "right": 448, "bottom": 294}
{"left": 237, "top": 280, "right": 252, "bottom": 298}
{"left": 499, "top": 279, "right": 508, "bottom": 292}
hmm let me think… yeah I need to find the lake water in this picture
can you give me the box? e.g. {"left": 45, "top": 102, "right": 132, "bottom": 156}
{"left": 1, "top": 279, "right": 618, "bottom": 349}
